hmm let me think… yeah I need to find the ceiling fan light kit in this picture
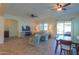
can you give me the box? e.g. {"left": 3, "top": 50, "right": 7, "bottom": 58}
{"left": 57, "top": 8, "right": 62, "bottom": 11}
{"left": 52, "top": 3, "right": 71, "bottom": 11}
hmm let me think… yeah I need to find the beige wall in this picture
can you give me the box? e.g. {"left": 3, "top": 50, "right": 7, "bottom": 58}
{"left": 0, "top": 4, "right": 7, "bottom": 16}
{"left": 0, "top": 16, "right": 4, "bottom": 44}
{"left": 0, "top": 4, "right": 7, "bottom": 42}
{"left": 18, "top": 18, "right": 32, "bottom": 37}
{"left": 4, "top": 14, "right": 57, "bottom": 38}
{"left": 12, "top": 16, "right": 57, "bottom": 37}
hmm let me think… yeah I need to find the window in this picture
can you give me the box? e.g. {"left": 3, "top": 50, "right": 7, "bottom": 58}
{"left": 39, "top": 24, "right": 44, "bottom": 31}
{"left": 64, "top": 22, "right": 71, "bottom": 33}
{"left": 56, "top": 21, "right": 71, "bottom": 40}
{"left": 44, "top": 24, "right": 48, "bottom": 30}
{"left": 57, "top": 23, "right": 64, "bottom": 34}
{"left": 57, "top": 21, "right": 71, "bottom": 35}
{"left": 39, "top": 23, "right": 48, "bottom": 31}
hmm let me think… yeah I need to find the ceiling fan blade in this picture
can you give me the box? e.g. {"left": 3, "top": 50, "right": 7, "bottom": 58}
{"left": 63, "top": 3, "right": 71, "bottom": 7}
{"left": 63, "top": 8, "right": 67, "bottom": 10}
{"left": 30, "top": 14, "right": 38, "bottom": 18}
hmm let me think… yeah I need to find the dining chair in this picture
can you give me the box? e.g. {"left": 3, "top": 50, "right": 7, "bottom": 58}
{"left": 76, "top": 45, "right": 79, "bottom": 54}
{"left": 55, "top": 34, "right": 61, "bottom": 54}
{"left": 60, "top": 40, "right": 72, "bottom": 55}
{"left": 55, "top": 40, "right": 60, "bottom": 54}
{"left": 44, "top": 32, "right": 49, "bottom": 45}
{"left": 34, "top": 34, "right": 41, "bottom": 47}
{"left": 29, "top": 34, "right": 41, "bottom": 47}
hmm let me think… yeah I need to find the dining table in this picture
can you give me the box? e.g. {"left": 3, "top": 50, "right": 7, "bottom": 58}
{"left": 72, "top": 39, "right": 79, "bottom": 54}
{"left": 55, "top": 35, "right": 79, "bottom": 55}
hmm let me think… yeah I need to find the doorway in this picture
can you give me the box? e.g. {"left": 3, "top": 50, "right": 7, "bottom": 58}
{"left": 4, "top": 19, "right": 18, "bottom": 40}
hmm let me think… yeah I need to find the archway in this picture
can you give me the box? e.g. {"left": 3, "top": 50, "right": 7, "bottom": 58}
{"left": 4, "top": 19, "right": 18, "bottom": 41}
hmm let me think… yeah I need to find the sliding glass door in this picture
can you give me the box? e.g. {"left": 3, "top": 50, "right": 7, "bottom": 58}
{"left": 57, "top": 21, "right": 71, "bottom": 38}
{"left": 64, "top": 22, "right": 71, "bottom": 35}
{"left": 57, "top": 22, "right": 64, "bottom": 35}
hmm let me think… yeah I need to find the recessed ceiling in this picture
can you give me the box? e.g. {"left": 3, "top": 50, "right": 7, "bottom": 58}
{"left": 4, "top": 3, "right": 79, "bottom": 18}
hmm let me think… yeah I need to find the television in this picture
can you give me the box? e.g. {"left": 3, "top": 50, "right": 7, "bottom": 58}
{"left": 26, "top": 26, "right": 30, "bottom": 31}
{"left": 22, "top": 26, "right": 30, "bottom": 31}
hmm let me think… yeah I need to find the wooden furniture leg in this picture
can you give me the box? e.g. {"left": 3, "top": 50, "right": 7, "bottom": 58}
{"left": 55, "top": 40, "right": 59, "bottom": 54}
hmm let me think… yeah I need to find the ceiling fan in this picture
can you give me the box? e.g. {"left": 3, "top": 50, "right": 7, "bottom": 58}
{"left": 30, "top": 14, "right": 38, "bottom": 18}
{"left": 51, "top": 3, "right": 71, "bottom": 11}
{"left": 26, "top": 13, "right": 38, "bottom": 18}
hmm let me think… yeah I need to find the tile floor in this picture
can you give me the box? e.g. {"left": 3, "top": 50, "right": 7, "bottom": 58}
{"left": 0, "top": 37, "right": 56, "bottom": 55}
{"left": 0, "top": 37, "right": 76, "bottom": 55}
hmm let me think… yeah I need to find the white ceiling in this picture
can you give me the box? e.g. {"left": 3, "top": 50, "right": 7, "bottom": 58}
{"left": 4, "top": 3, "right": 79, "bottom": 19}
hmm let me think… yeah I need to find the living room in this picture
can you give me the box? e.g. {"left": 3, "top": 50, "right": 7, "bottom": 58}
{"left": 0, "top": 3, "right": 79, "bottom": 55}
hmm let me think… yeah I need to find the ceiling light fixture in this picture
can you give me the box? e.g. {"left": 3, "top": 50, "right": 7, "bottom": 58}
{"left": 56, "top": 3, "right": 63, "bottom": 11}
{"left": 51, "top": 3, "right": 71, "bottom": 11}
{"left": 57, "top": 8, "right": 62, "bottom": 11}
